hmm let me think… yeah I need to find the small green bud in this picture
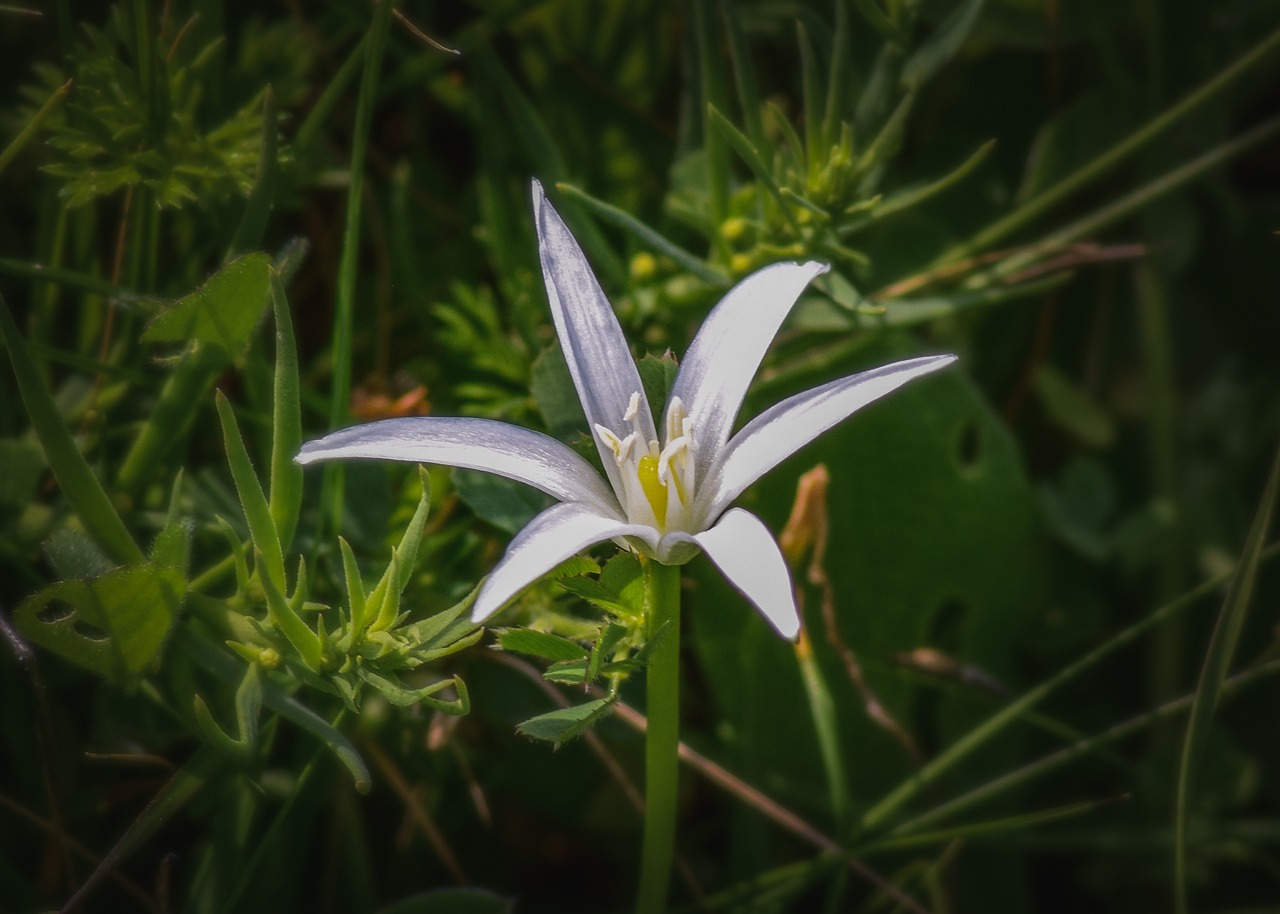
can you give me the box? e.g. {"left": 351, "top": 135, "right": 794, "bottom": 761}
{"left": 729, "top": 252, "right": 754, "bottom": 275}
{"left": 259, "top": 647, "right": 282, "bottom": 670}
{"left": 720, "top": 216, "right": 749, "bottom": 242}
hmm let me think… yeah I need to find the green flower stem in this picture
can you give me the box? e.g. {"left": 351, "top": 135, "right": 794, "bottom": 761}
{"left": 637, "top": 559, "right": 682, "bottom": 914}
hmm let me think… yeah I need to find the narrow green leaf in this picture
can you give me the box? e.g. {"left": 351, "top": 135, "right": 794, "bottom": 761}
{"left": 395, "top": 467, "right": 432, "bottom": 594}
{"left": 796, "top": 21, "right": 823, "bottom": 179}
{"left": 718, "top": 0, "right": 764, "bottom": 146}
{"left": 339, "top": 538, "right": 368, "bottom": 633}
{"left": 693, "top": 0, "right": 730, "bottom": 250}
{"left": 0, "top": 295, "right": 143, "bottom": 566}
{"left": 0, "top": 77, "right": 71, "bottom": 177}
{"left": 517, "top": 696, "right": 616, "bottom": 747}
{"left": 554, "top": 182, "right": 726, "bottom": 285}
{"left": 173, "top": 624, "right": 370, "bottom": 791}
{"left": 870, "top": 796, "right": 1123, "bottom": 852}
{"left": 1032, "top": 365, "right": 1115, "bottom": 448}
{"left": 858, "top": 139, "right": 995, "bottom": 224}
{"left": 857, "top": 556, "right": 1259, "bottom": 833}
{"left": 1175, "top": 444, "right": 1280, "bottom": 912}
{"left": 496, "top": 628, "right": 590, "bottom": 662}
{"left": 707, "top": 105, "right": 801, "bottom": 235}
{"left": 325, "top": 0, "right": 394, "bottom": 535}
{"left": 267, "top": 269, "right": 302, "bottom": 552}
{"left": 900, "top": 0, "right": 986, "bottom": 88}
{"left": 60, "top": 746, "right": 217, "bottom": 913}
{"left": 854, "top": 0, "right": 907, "bottom": 49}
{"left": 359, "top": 668, "right": 470, "bottom": 714}
{"left": 228, "top": 87, "right": 278, "bottom": 258}
{"left": 934, "top": 23, "right": 1280, "bottom": 267}
{"left": 823, "top": 0, "right": 856, "bottom": 146}
{"left": 258, "top": 561, "right": 322, "bottom": 672}
{"left": 215, "top": 391, "right": 284, "bottom": 592}
{"left": 14, "top": 563, "right": 182, "bottom": 681}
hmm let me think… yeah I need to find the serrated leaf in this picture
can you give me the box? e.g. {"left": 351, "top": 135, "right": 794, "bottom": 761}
{"left": 142, "top": 253, "right": 272, "bottom": 366}
{"left": 516, "top": 696, "right": 616, "bottom": 746}
{"left": 497, "top": 628, "right": 590, "bottom": 662}
{"left": 15, "top": 563, "right": 183, "bottom": 681}
{"left": 543, "top": 660, "right": 589, "bottom": 684}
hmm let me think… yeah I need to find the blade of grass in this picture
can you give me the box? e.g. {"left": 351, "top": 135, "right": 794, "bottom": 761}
{"left": 228, "top": 86, "right": 278, "bottom": 259}
{"left": 854, "top": 140, "right": 995, "bottom": 226}
{"left": 0, "top": 295, "right": 143, "bottom": 566}
{"left": 323, "top": 0, "right": 394, "bottom": 535}
{"left": 880, "top": 652, "right": 1280, "bottom": 841}
{"left": 554, "top": 182, "right": 727, "bottom": 285}
{"left": 871, "top": 796, "right": 1125, "bottom": 853}
{"left": 0, "top": 77, "right": 71, "bottom": 177}
{"left": 934, "top": 23, "right": 1280, "bottom": 266}
{"left": 718, "top": 0, "right": 764, "bottom": 146}
{"left": 855, "top": 550, "right": 1270, "bottom": 835}
{"left": 1174, "top": 446, "right": 1280, "bottom": 913}
{"left": 60, "top": 747, "right": 217, "bottom": 914}
{"left": 796, "top": 20, "right": 823, "bottom": 179}
{"left": 694, "top": 0, "right": 731, "bottom": 261}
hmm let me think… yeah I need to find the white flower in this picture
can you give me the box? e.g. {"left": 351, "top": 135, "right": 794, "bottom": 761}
{"left": 297, "top": 181, "right": 955, "bottom": 639}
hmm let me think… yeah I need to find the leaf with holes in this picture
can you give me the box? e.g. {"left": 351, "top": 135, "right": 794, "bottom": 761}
{"left": 688, "top": 334, "right": 1044, "bottom": 801}
{"left": 14, "top": 563, "right": 184, "bottom": 681}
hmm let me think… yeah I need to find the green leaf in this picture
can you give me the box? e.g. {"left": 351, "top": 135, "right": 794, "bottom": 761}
{"left": 358, "top": 668, "right": 470, "bottom": 714}
{"left": 14, "top": 562, "right": 182, "bottom": 681}
{"left": 901, "top": 0, "right": 987, "bottom": 88}
{"left": 1032, "top": 365, "right": 1115, "bottom": 448}
{"left": 1175, "top": 444, "right": 1280, "bottom": 910}
{"left": 216, "top": 391, "right": 285, "bottom": 591}
{"left": 496, "top": 628, "right": 590, "bottom": 662}
{"left": 0, "top": 438, "right": 44, "bottom": 516}
{"left": 228, "top": 87, "right": 278, "bottom": 258}
{"left": 173, "top": 624, "right": 370, "bottom": 792}
{"left": 531, "top": 345, "right": 588, "bottom": 440}
{"left": 0, "top": 295, "right": 144, "bottom": 566}
{"left": 142, "top": 254, "right": 272, "bottom": 366}
{"left": 377, "top": 888, "right": 514, "bottom": 914}
{"left": 268, "top": 269, "right": 303, "bottom": 553}
{"left": 516, "top": 696, "right": 616, "bottom": 747}
{"left": 637, "top": 352, "right": 679, "bottom": 428}
{"left": 453, "top": 468, "right": 549, "bottom": 534}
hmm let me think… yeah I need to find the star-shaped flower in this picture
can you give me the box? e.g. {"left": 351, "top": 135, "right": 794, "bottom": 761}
{"left": 298, "top": 182, "right": 955, "bottom": 638}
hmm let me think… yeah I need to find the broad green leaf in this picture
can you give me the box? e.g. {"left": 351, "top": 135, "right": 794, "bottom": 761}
{"left": 496, "top": 628, "right": 590, "bottom": 662}
{"left": 453, "top": 468, "right": 549, "bottom": 534}
{"left": 15, "top": 562, "right": 182, "bottom": 681}
{"left": 689, "top": 336, "right": 1045, "bottom": 810}
{"left": 141, "top": 253, "right": 273, "bottom": 365}
{"left": 516, "top": 696, "right": 616, "bottom": 747}
{"left": 531, "top": 345, "right": 588, "bottom": 440}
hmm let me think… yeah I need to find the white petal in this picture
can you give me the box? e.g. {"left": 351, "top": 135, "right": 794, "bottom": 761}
{"left": 669, "top": 261, "right": 828, "bottom": 463}
{"left": 296, "top": 416, "right": 619, "bottom": 515}
{"left": 696, "top": 355, "right": 957, "bottom": 521}
{"left": 471, "top": 501, "right": 657, "bottom": 622}
{"left": 532, "top": 181, "right": 657, "bottom": 490}
{"left": 692, "top": 508, "right": 800, "bottom": 640}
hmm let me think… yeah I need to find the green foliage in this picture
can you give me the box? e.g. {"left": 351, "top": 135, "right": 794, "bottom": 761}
{"left": 2, "top": 1, "right": 1278, "bottom": 912}
{"left": 34, "top": 5, "right": 271, "bottom": 208}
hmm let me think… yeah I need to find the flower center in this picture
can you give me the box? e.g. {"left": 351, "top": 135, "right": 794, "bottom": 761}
{"left": 594, "top": 392, "right": 696, "bottom": 533}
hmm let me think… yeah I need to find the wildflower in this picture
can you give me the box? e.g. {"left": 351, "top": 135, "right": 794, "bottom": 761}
{"left": 297, "top": 182, "right": 955, "bottom": 638}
